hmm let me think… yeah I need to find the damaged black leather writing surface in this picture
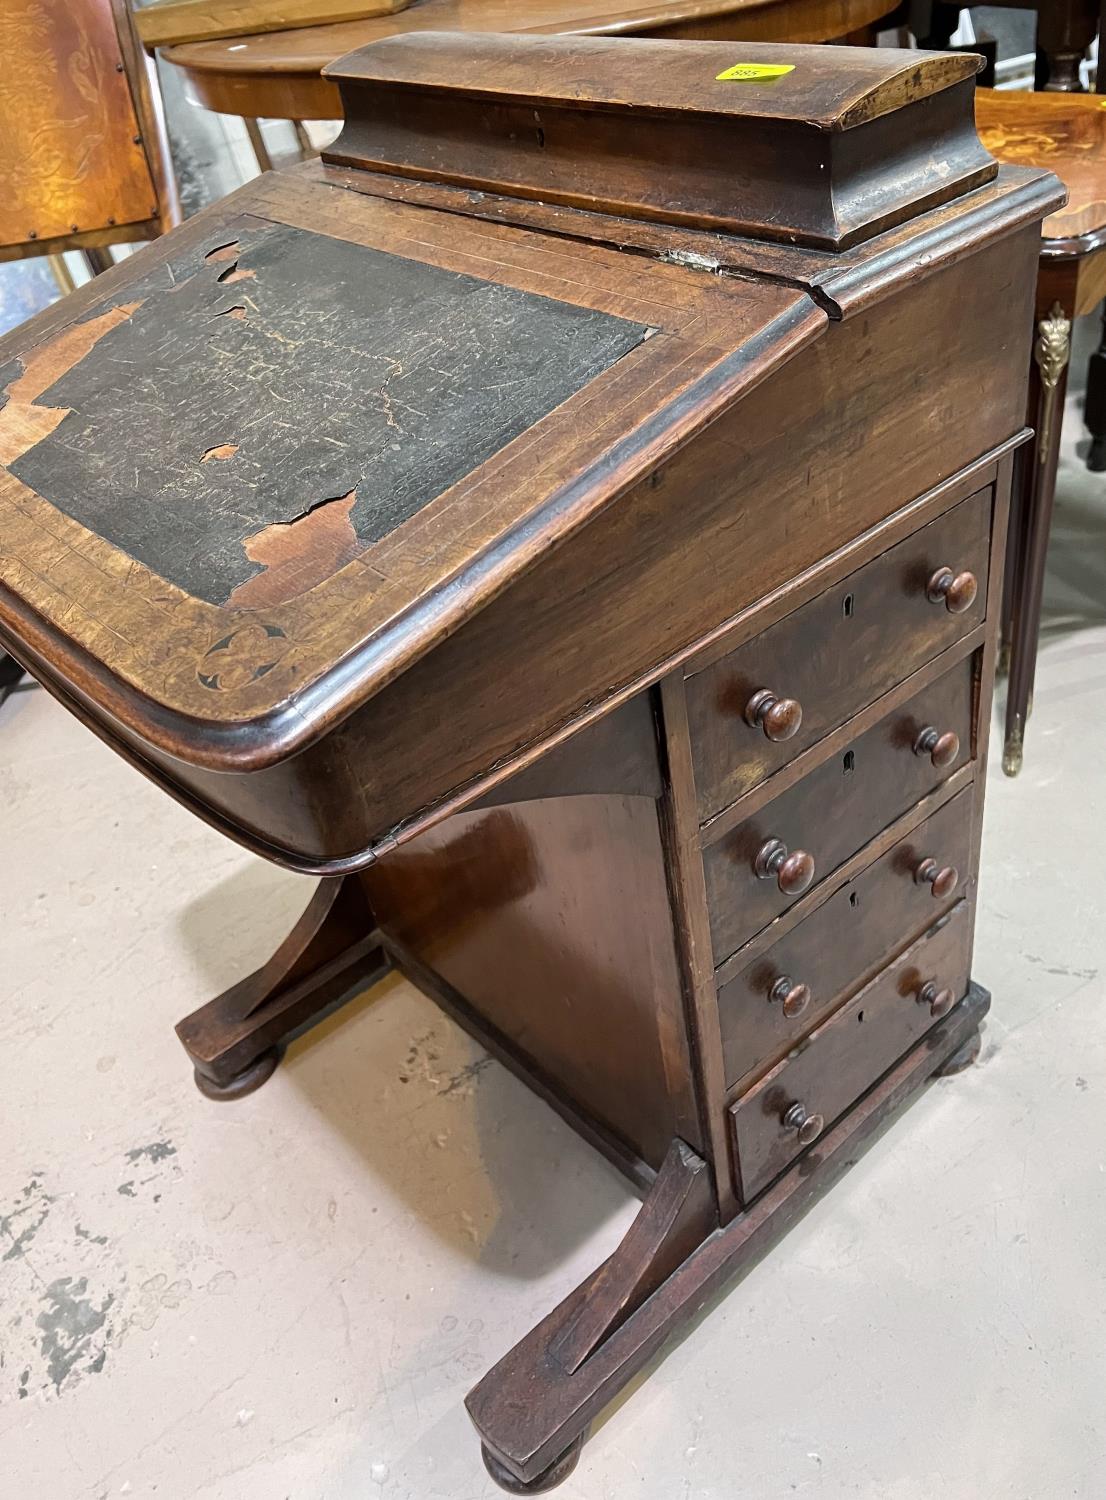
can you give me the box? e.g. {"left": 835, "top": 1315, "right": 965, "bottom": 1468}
{"left": 10, "top": 222, "right": 647, "bottom": 604}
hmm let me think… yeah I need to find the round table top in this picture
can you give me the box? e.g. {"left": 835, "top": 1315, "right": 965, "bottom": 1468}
{"left": 161, "top": 0, "right": 902, "bottom": 118}
{"left": 976, "top": 87, "right": 1106, "bottom": 252}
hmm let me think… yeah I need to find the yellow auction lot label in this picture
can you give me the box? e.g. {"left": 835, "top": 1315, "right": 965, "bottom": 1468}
{"left": 715, "top": 63, "right": 796, "bottom": 81}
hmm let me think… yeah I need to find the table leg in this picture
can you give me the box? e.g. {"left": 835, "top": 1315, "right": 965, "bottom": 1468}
{"left": 1035, "top": 2, "right": 1096, "bottom": 90}
{"left": 83, "top": 248, "right": 114, "bottom": 276}
{"left": 175, "top": 874, "right": 391, "bottom": 1098}
{"left": 1084, "top": 303, "right": 1106, "bottom": 470}
{"left": 243, "top": 117, "right": 273, "bottom": 173}
{"left": 999, "top": 442, "right": 1030, "bottom": 676}
{"left": 1004, "top": 301, "right": 1071, "bottom": 776}
{"left": 467, "top": 987, "right": 990, "bottom": 1492}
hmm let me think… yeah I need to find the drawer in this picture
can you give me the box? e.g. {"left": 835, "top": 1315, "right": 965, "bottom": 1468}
{"left": 687, "top": 488, "right": 990, "bottom": 821}
{"left": 703, "top": 656, "right": 974, "bottom": 965}
{"left": 727, "top": 900, "right": 972, "bottom": 1203}
{"left": 718, "top": 787, "right": 973, "bottom": 1093}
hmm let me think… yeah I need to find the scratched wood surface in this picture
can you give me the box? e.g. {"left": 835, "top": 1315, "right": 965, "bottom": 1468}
{"left": 0, "top": 167, "right": 812, "bottom": 762}
{"left": 9, "top": 222, "right": 649, "bottom": 606}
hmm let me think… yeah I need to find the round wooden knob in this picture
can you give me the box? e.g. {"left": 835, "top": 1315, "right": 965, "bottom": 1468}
{"left": 770, "top": 975, "right": 812, "bottom": 1019}
{"left": 913, "top": 725, "right": 960, "bottom": 768}
{"left": 917, "top": 980, "right": 955, "bottom": 1018}
{"left": 783, "top": 1101, "right": 824, "bottom": 1146}
{"left": 744, "top": 688, "right": 803, "bottom": 742}
{"left": 914, "top": 856, "right": 959, "bottom": 899}
{"left": 754, "top": 838, "right": 815, "bottom": 896}
{"left": 926, "top": 566, "right": 978, "bottom": 614}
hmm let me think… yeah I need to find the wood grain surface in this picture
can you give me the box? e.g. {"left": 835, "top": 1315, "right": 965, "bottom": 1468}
{"left": 976, "top": 87, "right": 1106, "bottom": 250}
{"left": 159, "top": 0, "right": 907, "bottom": 120}
{"left": 0, "top": 0, "right": 161, "bottom": 250}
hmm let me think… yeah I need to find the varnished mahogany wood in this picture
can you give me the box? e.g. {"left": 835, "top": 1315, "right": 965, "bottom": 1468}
{"left": 717, "top": 787, "right": 974, "bottom": 1093}
{"left": 0, "top": 39, "right": 1055, "bottom": 1488}
{"left": 549, "top": 1139, "right": 715, "bottom": 1374}
{"left": 727, "top": 901, "right": 972, "bottom": 1200}
{"left": 137, "top": 0, "right": 412, "bottom": 48}
{"left": 686, "top": 486, "right": 990, "bottom": 821}
{"left": 703, "top": 658, "right": 975, "bottom": 965}
{"left": 325, "top": 39, "right": 992, "bottom": 249}
{"left": 175, "top": 874, "right": 389, "bottom": 1092}
{"left": 159, "top": 0, "right": 905, "bottom": 122}
{"left": 363, "top": 784, "right": 699, "bottom": 1173}
{"left": 467, "top": 982, "right": 990, "bottom": 1488}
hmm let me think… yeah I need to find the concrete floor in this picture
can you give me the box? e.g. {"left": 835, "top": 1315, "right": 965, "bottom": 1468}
{"left": 4, "top": 367, "right": 1106, "bottom": 1498}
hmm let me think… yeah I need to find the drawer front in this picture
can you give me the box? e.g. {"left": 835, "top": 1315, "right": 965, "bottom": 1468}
{"left": 704, "top": 656, "right": 974, "bottom": 965}
{"left": 687, "top": 488, "right": 990, "bottom": 821}
{"left": 728, "top": 900, "right": 972, "bottom": 1203}
{"left": 718, "top": 787, "right": 973, "bottom": 1093}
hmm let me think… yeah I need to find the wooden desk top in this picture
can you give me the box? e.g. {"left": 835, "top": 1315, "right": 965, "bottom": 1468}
{"left": 0, "top": 39, "right": 1058, "bottom": 788}
{"left": 0, "top": 166, "right": 816, "bottom": 769}
{"left": 160, "top": 0, "right": 904, "bottom": 118}
{"left": 976, "top": 88, "right": 1106, "bottom": 253}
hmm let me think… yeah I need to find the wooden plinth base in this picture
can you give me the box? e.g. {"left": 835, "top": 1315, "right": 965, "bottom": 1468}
{"left": 176, "top": 875, "right": 390, "bottom": 1097}
{"left": 467, "top": 983, "right": 990, "bottom": 1491}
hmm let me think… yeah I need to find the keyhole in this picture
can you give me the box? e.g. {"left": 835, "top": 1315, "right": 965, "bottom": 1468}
{"left": 843, "top": 750, "right": 855, "bottom": 774}
{"left": 849, "top": 891, "right": 859, "bottom": 909}
{"left": 843, "top": 592, "right": 855, "bottom": 618}
{"left": 857, "top": 1010, "right": 865, "bottom": 1024}
{"left": 535, "top": 127, "right": 546, "bottom": 147}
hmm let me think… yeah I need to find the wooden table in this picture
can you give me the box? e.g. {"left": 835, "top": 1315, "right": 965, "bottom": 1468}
{"left": 975, "top": 88, "right": 1106, "bottom": 774}
{"left": 158, "top": 0, "right": 903, "bottom": 122}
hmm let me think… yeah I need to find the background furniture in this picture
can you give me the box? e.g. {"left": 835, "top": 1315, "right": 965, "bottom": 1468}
{"left": 976, "top": 87, "right": 1106, "bottom": 774}
{"left": 0, "top": 0, "right": 179, "bottom": 704}
{"left": 0, "top": 36, "right": 1058, "bottom": 1488}
{"left": 150, "top": 0, "right": 904, "bottom": 155}
{"left": 0, "top": 0, "right": 178, "bottom": 270}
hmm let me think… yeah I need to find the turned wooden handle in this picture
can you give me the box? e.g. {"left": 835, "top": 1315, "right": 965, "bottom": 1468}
{"left": 744, "top": 687, "right": 803, "bottom": 742}
{"left": 917, "top": 980, "right": 956, "bottom": 1018}
{"left": 770, "top": 974, "right": 812, "bottom": 1020}
{"left": 783, "top": 1101, "right": 824, "bottom": 1146}
{"left": 754, "top": 837, "right": 815, "bottom": 895}
{"left": 926, "top": 565, "right": 978, "bottom": 614}
{"left": 914, "top": 856, "right": 959, "bottom": 899}
{"left": 913, "top": 724, "right": 960, "bottom": 768}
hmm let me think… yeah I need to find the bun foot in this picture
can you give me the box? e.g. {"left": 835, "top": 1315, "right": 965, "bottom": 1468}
{"left": 1087, "top": 435, "right": 1106, "bottom": 473}
{"left": 481, "top": 1437, "right": 584, "bottom": 1494}
{"left": 935, "top": 1030, "right": 982, "bottom": 1077}
{"left": 193, "top": 1045, "right": 284, "bottom": 1100}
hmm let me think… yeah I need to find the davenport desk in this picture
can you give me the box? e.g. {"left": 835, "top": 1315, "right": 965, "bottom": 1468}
{"left": 0, "top": 35, "right": 1060, "bottom": 1491}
